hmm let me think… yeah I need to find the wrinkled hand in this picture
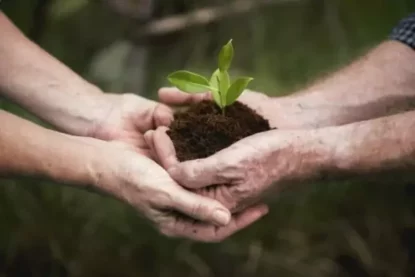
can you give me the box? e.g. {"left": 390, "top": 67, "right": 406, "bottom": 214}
{"left": 145, "top": 125, "right": 324, "bottom": 213}
{"left": 83, "top": 93, "right": 269, "bottom": 242}
{"left": 93, "top": 140, "right": 269, "bottom": 242}
{"left": 145, "top": 127, "right": 301, "bottom": 212}
{"left": 143, "top": 87, "right": 278, "bottom": 212}
{"left": 87, "top": 87, "right": 273, "bottom": 153}
{"left": 88, "top": 93, "right": 173, "bottom": 155}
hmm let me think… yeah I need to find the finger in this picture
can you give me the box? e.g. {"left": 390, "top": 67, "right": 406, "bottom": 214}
{"left": 168, "top": 186, "right": 232, "bottom": 226}
{"left": 153, "top": 103, "right": 174, "bottom": 127}
{"left": 143, "top": 130, "right": 158, "bottom": 160}
{"left": 195, "top": 184, "right": 258, "bottom": 213}
{"left": 170, "top": 204, "right": 269, "bottom": 243}
{"left": 151, "top": 126, "right": 179, "bottom": 169}
{"left": 158, "top": 87, "right": 212, "bottom": 106}
{"left": 168, "top": 157, "right": 229, "bottom": 189}
{"left": 212, "top": 204, "right": 269, "bottom": 241}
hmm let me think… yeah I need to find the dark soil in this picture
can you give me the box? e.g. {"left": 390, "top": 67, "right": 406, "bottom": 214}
{"left": 167, "top": 100, "right": 272, "bottom": 161}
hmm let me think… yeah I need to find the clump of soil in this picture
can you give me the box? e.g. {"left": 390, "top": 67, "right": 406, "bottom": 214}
{"left": 167, "top": 100, "right": 272, "bottom": 161}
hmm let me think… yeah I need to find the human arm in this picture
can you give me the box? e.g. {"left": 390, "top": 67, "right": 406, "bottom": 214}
{"left": 0, "top": 110, "right": 268, "bottom": 241}
{"left": 267, "top": 40, "right": 415, "bottom": 129}
{"left": 158, "top": 40, "right": 415, "bottom": 131}
{"left": 0, "top": 12, "right": 172, "bottom": 145}
{"left": 158, "top": 14, "right": 415, "bottom": 130}
{"left": 262, "top": 13, "right": 415, "bottom": 129}
{"left": 147, "top": 108, "right": 415, "bottom": 212}
{"left": 0, "top": 11, "right": 108, "bottom": 136}
{"left": 258, "top": 13, "right": 415, "bottom": 129}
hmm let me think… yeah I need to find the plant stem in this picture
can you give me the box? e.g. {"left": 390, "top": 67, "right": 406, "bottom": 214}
{"left": 222, "top": 107, "right": 226, "bottom": 116}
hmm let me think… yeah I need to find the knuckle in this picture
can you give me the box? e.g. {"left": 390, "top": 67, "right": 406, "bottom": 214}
{"left": 182, "top": 162, "right": 201, "bottom": 182}
{"left": 197, "top": 186, "right": 237, "bottom": 211}
{"left": 189, "top": 202, "right": 210, "bottom": 218}
{"left": 228, "top": 184, "right": 258, "bottom": 213}
{"left": 208, "top": 158, "right": 235, "bottom": 183}
{"left": 230, "top": 183, "right": 254, "bottom": 199}
{"left": 156, "top": 217, "right": 179, "bottom": 238}
{"left": 217, "top": 186, "right": 238, "bottom": 211}
{"left": 148, "top": 190, "right": 173, "bottom": 209}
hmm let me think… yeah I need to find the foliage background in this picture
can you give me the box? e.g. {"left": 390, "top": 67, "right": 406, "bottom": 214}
{"left": 1, "top": 0, "right": 415, "bottom": 276}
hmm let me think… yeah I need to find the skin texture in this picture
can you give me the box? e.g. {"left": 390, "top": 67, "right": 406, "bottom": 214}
{"left": 148, "top": 108, "right": 415, "bottom": 213}
{"left": 265, "top": 40, "right": 415, "bottom": 129}
{"left": 146, "top": 125, "right": 329, "bottom": 212}
{"left": 0, "top": 12, "right": 269, "bottom": 242}
{"left": 157, "top": 40, "right": 415, "bottom": 132}
{"left": 147, "top": 39, "right": 415, "bottom": 225}
{"left": 0, "top": 110, "right": 269, "bottom": 242}
{"left": 0, "top": 12, "right": 172, "bottom": 145}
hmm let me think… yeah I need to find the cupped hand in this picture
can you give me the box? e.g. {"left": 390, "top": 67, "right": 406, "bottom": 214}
{"left": 145, "top": 126, "right": 324, "bottom": 213}
{"left": 93, "top": 140, "right": 269, "bottom": 242}
{"left": 85, "top": 90, "right": 271, "bottom": 241}
{"left": 87, "top": 87, "right": 273, "bottom": 153}
{"left": 88, "top": 93, "right": 173, "bottom": 154}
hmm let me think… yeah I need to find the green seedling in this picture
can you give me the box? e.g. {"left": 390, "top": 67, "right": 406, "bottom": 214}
{"left": 167, "top": 39, "right": 254, "bottom": 114}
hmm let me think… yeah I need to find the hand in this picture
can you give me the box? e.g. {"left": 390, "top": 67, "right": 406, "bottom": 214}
{"left": 88, "top": 93, "right": 173, "bottom": 154}
{"left": 145, "top": 127, "right": 328, "bottom": 213}
{"left": 91, "top": 140, "right": 269, "bottom": 242}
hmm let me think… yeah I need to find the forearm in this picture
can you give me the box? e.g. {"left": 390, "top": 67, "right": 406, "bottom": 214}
{"left": 0, "top": 110, "right": 101, "bottom": 186}
{"left": 327, "top": 111, "right": 415, "bottom": 177}
{"left": 263, "top": 40, "right": 415, "bottom": 129}
{"left": 0, "top": 12, "right": 110, "bottom": 136}
{"left": 288, "top": 111, "right": 415, "bottom": 183}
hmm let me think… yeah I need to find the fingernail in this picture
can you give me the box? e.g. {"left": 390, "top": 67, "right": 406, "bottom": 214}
{"left": 213, "top": 209, "right": 231, "bottom": 226}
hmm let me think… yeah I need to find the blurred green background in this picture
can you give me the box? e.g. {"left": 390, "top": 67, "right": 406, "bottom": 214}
{"left": 1, "top": 0, "right": 415, "bottom": 276}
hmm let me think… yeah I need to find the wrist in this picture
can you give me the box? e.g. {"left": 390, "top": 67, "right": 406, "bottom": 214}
{"left": 37, "top": 133, "right": 111, "bottom": 189}
{"left": 264, "top": 129, "right": 336, "bottom": 184}
{"left": 64, "top": 84, "right": 112, "bottom": 137}
{"left": 263, "top": 95, "right": 310, "bottom": 130}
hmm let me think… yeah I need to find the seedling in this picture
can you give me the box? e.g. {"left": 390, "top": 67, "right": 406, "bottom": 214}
{"left": 167, "top": 39, "right": 254, "bottom": 114}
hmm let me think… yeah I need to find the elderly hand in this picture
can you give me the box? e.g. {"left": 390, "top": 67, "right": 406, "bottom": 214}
{"left": 145, "top": 126, "right": 330, "bottom": 213}
{"left": 91, "top": 139, "right": 269, "bottom": 242}
{"left": 83, "top": 92, "right": 272, "bottom": 242}
{"left": 87, "top": 87, "right": 273, "bottom": 155}
{"left": 87, "top": 93, "right": 173, "bottom": 154}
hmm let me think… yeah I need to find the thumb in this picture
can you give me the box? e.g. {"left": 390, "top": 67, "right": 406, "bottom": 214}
{"left": 168, "top": 157, "right": 230, "bottom": 189}
{"left": 158, "top": 87, "right": 212, "bottom": 106}
{"left": 153, "top": 103, "right": 173, "bottom": 127}
{"left": 150, "top": 126, "right": 179, "bottom": 169}
{"left": 171, "top": 186, "right": 231, "bottom": 226}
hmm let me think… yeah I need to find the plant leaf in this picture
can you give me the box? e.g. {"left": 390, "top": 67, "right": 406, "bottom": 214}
{"left": 219, "top": 71, "right": 230, "bottom": 107}
{"left": 226, "top": 77, "right": 254, "bottom": 106}
{"left": 168, "top": 70, "right": 212, "bottom": 93}
{"left": 218, "top": 39, "right": 234, "bottom": 72}
{"left": 209, "top": 69, "right": 220, "bottom": 90}
{"left": 209, "top": 69, "right": 222, "bottom": 108}
{"left": 210, "top": 69, "right": 230, "bottom": 108}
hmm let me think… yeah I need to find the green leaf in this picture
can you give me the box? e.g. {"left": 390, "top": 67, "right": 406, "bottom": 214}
{"left": 209, "top": 69, "right": 220, "bottom": 90}
{"left": 226, "top": 77, "right": 254, "bottom": 106}
{"left": 168, "top": 70, "right": 212, "bottom": 93}
{"left": 219, "top": 71, "right": 230, "bottom": 106}
{"left": 218, "top": 39, "right": 234, "bottom": 72}
{"left": 210, "top": 69, "right": 230, "bottom": 108}
{"left": 209, "top": 69, "right": 222, "bottom": 108}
